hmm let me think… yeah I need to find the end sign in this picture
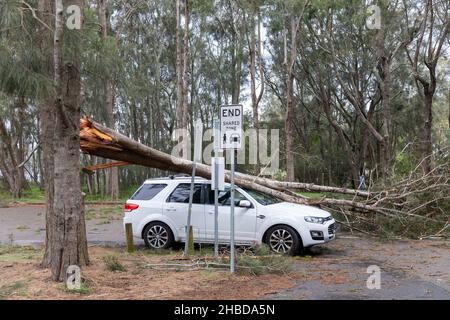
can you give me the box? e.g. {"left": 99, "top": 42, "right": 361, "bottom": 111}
{"left": 220, "top": 104, "right": 243, "bottom": 150}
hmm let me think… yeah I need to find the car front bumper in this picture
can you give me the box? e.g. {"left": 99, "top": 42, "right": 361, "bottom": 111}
{"left": 302, "top": 219, "right": 336, "bottom": 247}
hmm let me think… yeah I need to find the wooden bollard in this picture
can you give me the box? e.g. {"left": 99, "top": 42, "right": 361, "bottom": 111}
{"left": 187, "top": 225, "right": 195, "bottom": 255}
{"left": 125, "top": 223, "right": 135, "bottom": 253}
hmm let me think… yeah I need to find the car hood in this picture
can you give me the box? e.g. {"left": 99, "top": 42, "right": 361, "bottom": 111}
{"left": 264, "top": 202, "right": 332, "bottom": 218}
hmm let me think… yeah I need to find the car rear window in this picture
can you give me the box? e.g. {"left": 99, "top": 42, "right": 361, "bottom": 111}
{"left": 130, "top": 184, "right": 167, "bottom": 201}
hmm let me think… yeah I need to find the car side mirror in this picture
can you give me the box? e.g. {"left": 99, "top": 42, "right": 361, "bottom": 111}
{"left": 238, "top": 200, "right": 252, "bottom": 208}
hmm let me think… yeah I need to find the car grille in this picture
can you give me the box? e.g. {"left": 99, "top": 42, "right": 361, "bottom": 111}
{"left": 328, "top": 223, "right": 336, "bottom": 235}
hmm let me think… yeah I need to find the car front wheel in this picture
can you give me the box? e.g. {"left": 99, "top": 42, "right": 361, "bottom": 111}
{"left": 143, "top": 222, "right": 174, "bottom": 250}
{"left": 265, "top": 225, "right": 301, "bottom": 256}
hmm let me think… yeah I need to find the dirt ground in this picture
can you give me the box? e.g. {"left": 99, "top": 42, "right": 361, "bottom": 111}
{"left": 0, "top": 246, "right": 298, "bottom": 300}
{"left": 0, "top": 205, "right": 449, "bottom": 300}
{"left": 0, "top": 236, "right": 449, "bottom": 300}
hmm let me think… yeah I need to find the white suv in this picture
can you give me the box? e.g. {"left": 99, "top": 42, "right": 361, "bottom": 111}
{"left": 123, "top": 176, "right": 336, "bottom": 255}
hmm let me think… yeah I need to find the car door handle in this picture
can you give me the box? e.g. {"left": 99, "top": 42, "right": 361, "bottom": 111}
{"left": 208, "top": 210, "right": 214, "bottom": 214}
{"left": 257, "top": 215, "right": 266, "bottom": 219}
{"left": 165, "top": 208, "right": 176, "bottom": 212}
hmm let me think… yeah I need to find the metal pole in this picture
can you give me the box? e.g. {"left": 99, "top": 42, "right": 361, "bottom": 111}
{"left": 184, "top": 161, "right": 196, "bottom": 256}
{"left": 214, "top": 158, "right": 219, "bottom": 257}
{"left": 213, "top": 119, "right": 220, "bottom": 258}
{"left": 230, "top": 149, "right": 235, "bottom": 273}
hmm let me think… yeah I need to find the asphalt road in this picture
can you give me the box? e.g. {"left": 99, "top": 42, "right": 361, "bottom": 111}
{"left": 0, "top": 205, "right": 449, "bottom": 300}
{"left": 0, "top": 204, "right": 143, "bottom": 246}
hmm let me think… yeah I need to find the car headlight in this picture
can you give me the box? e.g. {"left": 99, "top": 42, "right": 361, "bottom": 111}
{"left": 304, "top": 216, "right": 326, "bottom": 224}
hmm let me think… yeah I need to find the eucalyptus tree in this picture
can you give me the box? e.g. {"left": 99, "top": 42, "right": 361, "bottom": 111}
{"left": 0, "top": 0, "right": 47, "bottom": 196}
{"left": 36, "top": 0, "right": 89, "bottom": 281}
{"left": 403, "top": 0, "right": 450, "bottom": 174}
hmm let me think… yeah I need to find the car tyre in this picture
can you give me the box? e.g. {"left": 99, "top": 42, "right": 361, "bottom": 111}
{"left": 265, "top": 225, "right": 302, "bottom": 256}
{"left": 143, "top": 222, "right": 174, "bottom": 250}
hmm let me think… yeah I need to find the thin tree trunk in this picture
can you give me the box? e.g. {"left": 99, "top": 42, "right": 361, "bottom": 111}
{"left": 285, "top": 17, "right": 299, "bottom": 182}
{"left": 181, "top": 0, "right": 189, "bottom": 131}
{"left": 175, "top": 0, "right": 189, "bottom": 131}
{"left": 99, "top": 0, "right": 119, "bottom": 200}
{"left": 422, "top": 92, "right": 433, "bottom": 173}
{"left": 249, "top": 12, "right": 260, "bottom": 173}
{"left": 376, "top": 2, "right": 393, "bottom": 181}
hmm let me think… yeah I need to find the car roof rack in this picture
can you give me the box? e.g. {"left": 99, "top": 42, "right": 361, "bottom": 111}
{"left": 145, "top": 175, "right": 207, "bottom": 181}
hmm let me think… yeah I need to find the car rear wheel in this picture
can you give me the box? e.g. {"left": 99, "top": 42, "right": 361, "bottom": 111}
{"left": 265, "top": 225, "right": 301, "bottom": 256}
{"left": 143, "top": 222, "right": 174, "bottom": 250}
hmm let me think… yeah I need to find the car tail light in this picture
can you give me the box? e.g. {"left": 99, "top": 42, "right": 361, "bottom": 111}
{"left": 125, "top": 203, "right": 139, "bottom": 212}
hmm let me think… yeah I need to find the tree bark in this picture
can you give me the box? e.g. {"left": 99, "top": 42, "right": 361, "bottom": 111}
{"left": 175, "top": 0, "right": 189, "bottom": 132}
{"left": 376, "top": 14, "right": 392, "bottom": 181}
{"left": 40, "top": 0, "right": 89, "bottom": 281}
{"left": 99, "top": 0, "right": 119, "bottom": 200}
{"left": 0, "top": 114, "right": 25, "bottom": 198}
{"left": 80, "top": 118, "right": 372, "bottom": 198}
{"left": 182, "top": 0, "right": 189, "bottom": 131}
{"left": 285, "top": 17, "right": 299, "bottom": 182}
{"left": 404, "top": 0, "right": 450, "bottom": 174}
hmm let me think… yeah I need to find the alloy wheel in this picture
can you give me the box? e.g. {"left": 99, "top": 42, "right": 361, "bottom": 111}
{"left": 269, "top": 228, "right": 294, "bottom": 253}
{"left": 147, "top": 225, "right": 169, "bottom": 249}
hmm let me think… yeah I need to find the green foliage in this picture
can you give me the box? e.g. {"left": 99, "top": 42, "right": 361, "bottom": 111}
{"left": 0, "top": 185, "right": 44, "bottom": 203}
{"left": 0, "top": 245, "right": 42, "bottom": 262}
{"left": 0, "top": 281, "right": 27, "bottom": 300}
{"left": 273, "top": 169, "right": 287, "bottom": 181}
{"left": 61, "top": 283, "right": 91, "bottom": 295}
{"left": 103, "top": 254, "right": 127, "bottom": 272}
{"left": 392, "top": 152, "right": 416, "bottom": 177}
{"left": 235, "top": 251, "right": 292, "bottom": 275}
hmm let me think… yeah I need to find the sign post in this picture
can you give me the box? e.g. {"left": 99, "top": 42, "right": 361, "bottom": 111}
{"left": 219, "top": 105, "right": 243, "bottom": 273}
{"left": 212, "top": 118, "right": 224, "bottom": 258}
{"left": 211, "top": 156, "right": 224, "bottom": 256}
{"left": 185, "top": 119, "right": 203, "bottom": 256}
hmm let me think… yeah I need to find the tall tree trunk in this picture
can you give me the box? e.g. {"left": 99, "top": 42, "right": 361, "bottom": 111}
{"left": 249, "top": 11, "right": 260, "bottom": 173}
{"left": 405, "top": 0, "right": 449, "bottom": 174}
{"left": 99, "top": 0, "right": 119, "bottom": 200}
{"left": 181, "top": 0, "right": 189, "bottom": 131}
{"left": 175, "top": 0, "right": 182, "bottom": 130}
{"left": 40, "top": 0, "right": 89, "bottom": 281}
{"left": 422, "top": 91, "right": 433, "bottom": 173}
{"left": 285, "top": 17, "right": 299, "bottom": 182}
{"left": 376, "top": 15, "right": 392, "bottom": 181}
{"left": 175, "top": 0, "right": 188, "bottom": 132}
{"left": 0, "top": 115, "right": 24, "bottom": 198}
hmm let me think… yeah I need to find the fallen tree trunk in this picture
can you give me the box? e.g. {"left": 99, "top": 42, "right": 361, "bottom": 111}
{"left": 80, "top": 118, "right": 450, "bottom": 238}
{"left": 80, "top": 118, "right": 371, "bottom": 198}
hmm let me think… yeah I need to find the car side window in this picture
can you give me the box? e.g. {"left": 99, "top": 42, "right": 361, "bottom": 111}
{"left": 167, "top": 183, "right": 203, "bottom": 204}
{"left": 131, "top": 184, "right": 167, "bottom": 201}
{"left": 206, "top": 184, "right": 248, "bottom": 206}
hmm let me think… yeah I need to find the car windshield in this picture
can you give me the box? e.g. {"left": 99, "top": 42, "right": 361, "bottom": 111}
{"left": 242, "top": 188, "right": 283, "bottom": 206}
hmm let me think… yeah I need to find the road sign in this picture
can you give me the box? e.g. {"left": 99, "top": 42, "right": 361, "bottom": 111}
{"left": 220, "top": 104, "right": 243, "bottom": 150}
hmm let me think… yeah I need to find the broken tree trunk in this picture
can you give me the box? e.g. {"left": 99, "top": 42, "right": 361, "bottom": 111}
{"left": 79, "top": 118, "right": 384, "bottom": 215}
{"left": 79, "top": 118, "right": 450, "bottom": 239}
{"left": 79, "top": 118, "right": 450, "bottom": 227}
{"left": 80, "top": 118, "right": 371, "bottom": 197}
